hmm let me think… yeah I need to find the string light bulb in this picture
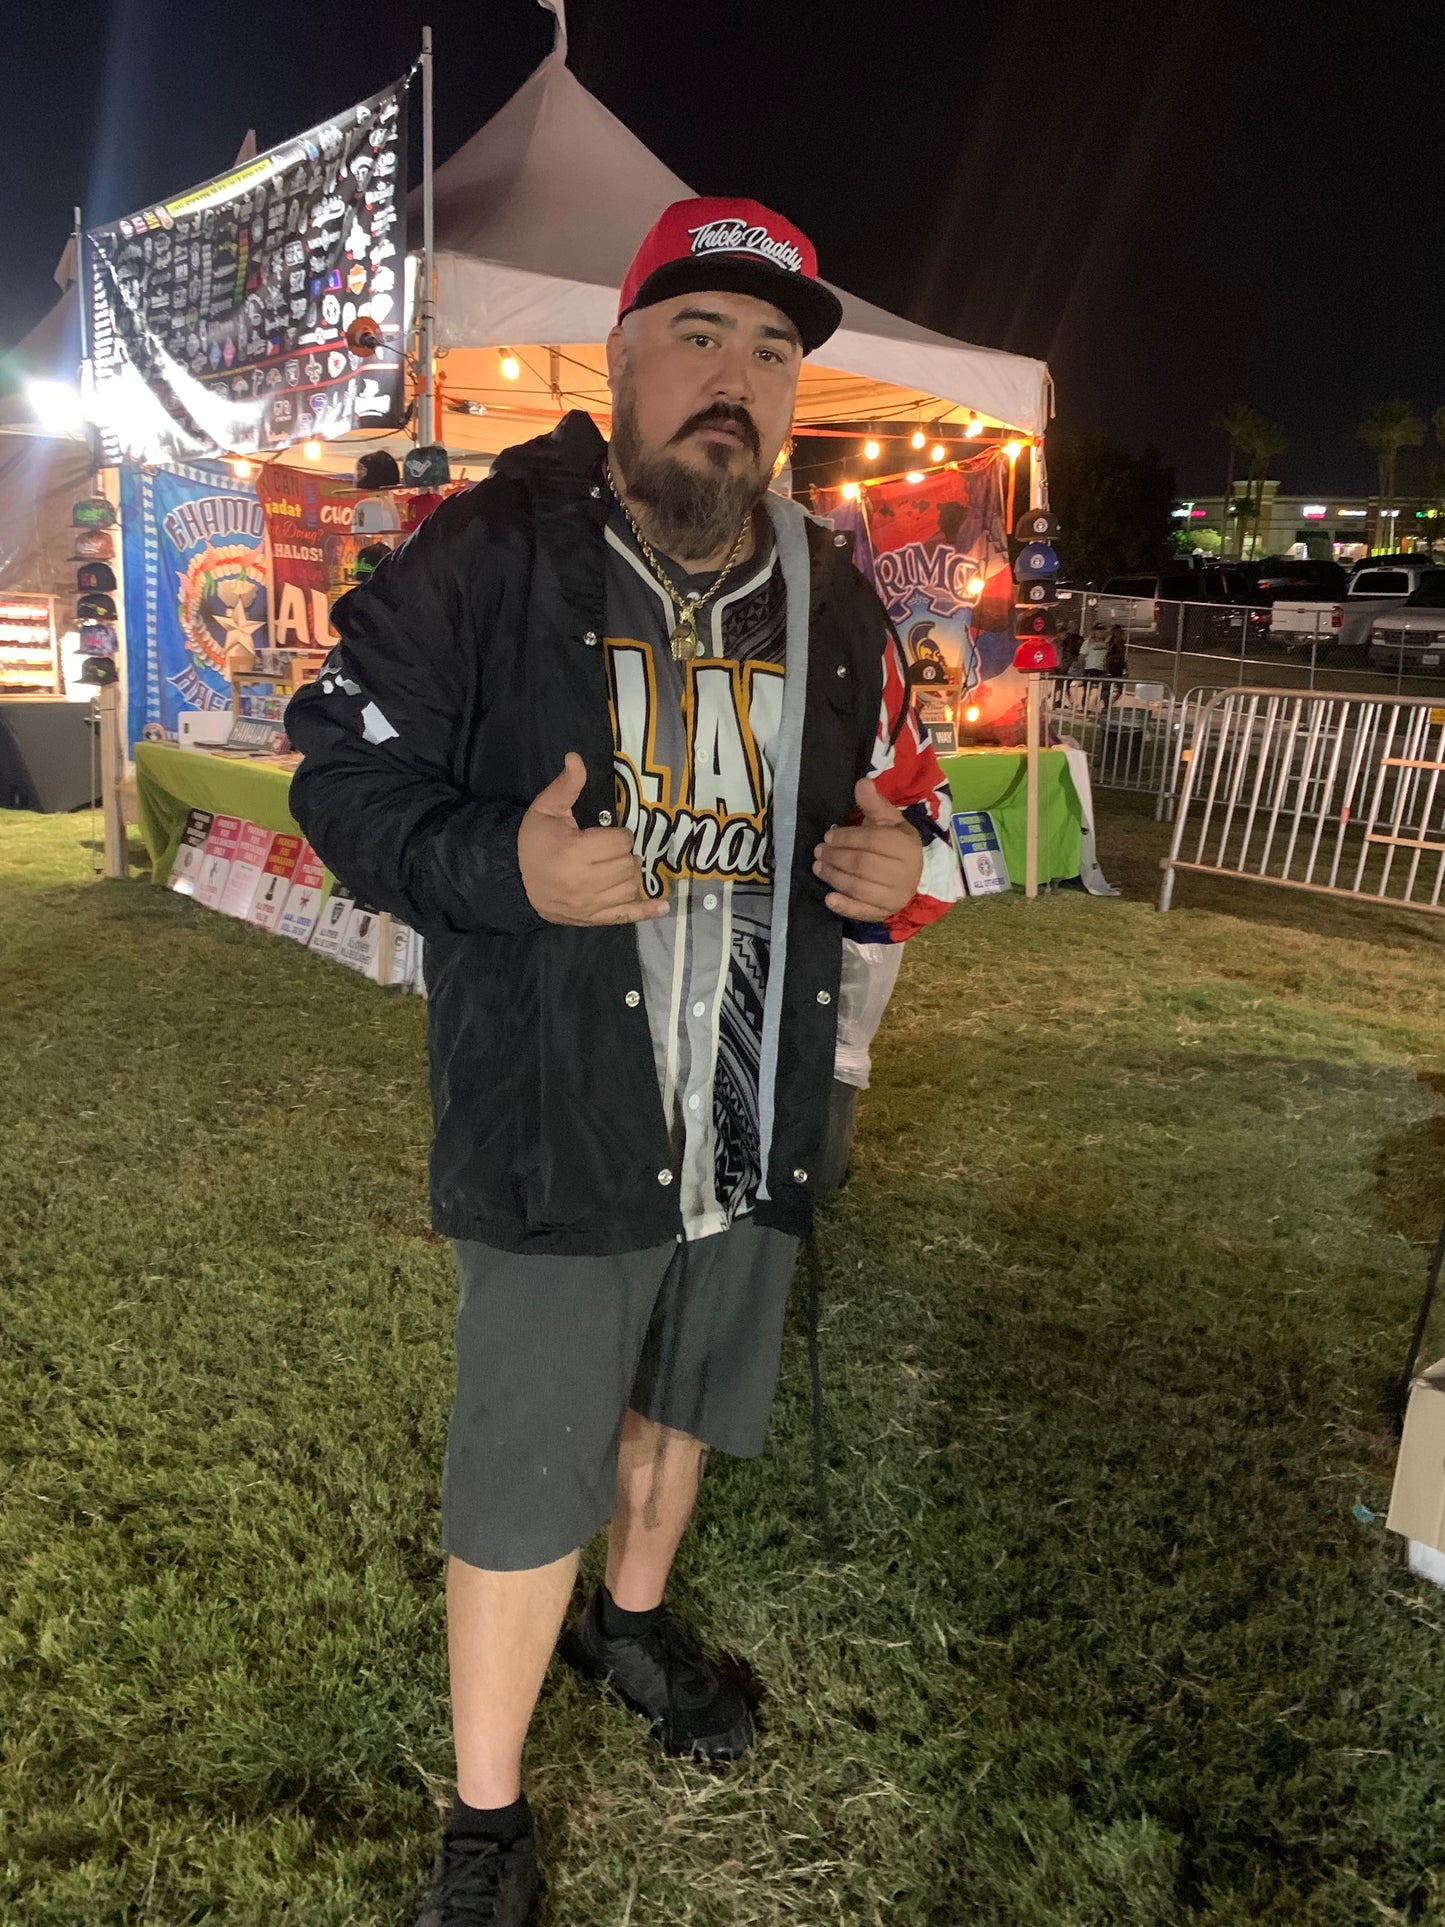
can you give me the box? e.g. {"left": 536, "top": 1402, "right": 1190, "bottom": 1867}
{"left": 911, "top": 426, "right": 926, "bottom": 451}
{"left": 906, "top": 470, "right": 925, "bottom": 484}
{"left": 930, "top": 443, "right": 946, "bottom": 464}
{"left": 863, "top": 437, "right": 881, "bottom": 461}
{"left": 302, "top": 439, "right": 321, "bottom": 461}
{"left": 499, "top": 350, "right": 521, "bottom": 381}
{"left": 841, "top": 480, "right": 861, "bottom": 501}
{"left": 966, "top": 576, "right": 985, "bottom": 596}
{"left": 1004, "top": 439, "right": 1023, "bottom": 462}
{"left": 230, "top": 457, "right": 253, "bottom": 479}
{"left": 964, "top": 704, "right": 981, "bottom": 723}
{"left": 965, "top": 413, "right": 983, "bottom": 439}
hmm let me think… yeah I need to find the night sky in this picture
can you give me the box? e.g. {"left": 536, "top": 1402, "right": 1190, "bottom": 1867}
{"left": 3, "top": 0, "right": 1441, "bottom": 494}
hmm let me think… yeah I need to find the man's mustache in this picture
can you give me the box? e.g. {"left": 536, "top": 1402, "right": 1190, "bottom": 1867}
{"left": 669, "top": 405, "right": 761, "bottom": 458}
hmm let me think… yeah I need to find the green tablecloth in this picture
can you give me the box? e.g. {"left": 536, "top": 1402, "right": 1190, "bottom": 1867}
{"left": 135, "top": 741, "right": 1083, "bottom": 896}
{"left": 135, "top": 744, "right": 305, "bottom": 884}
{"left": 938, "top": 747, "right": 1082, "bottom": 885}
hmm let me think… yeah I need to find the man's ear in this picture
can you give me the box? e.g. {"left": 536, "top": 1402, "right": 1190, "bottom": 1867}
{"left": 604, "top": 322, "right": 627, "bottom": 394}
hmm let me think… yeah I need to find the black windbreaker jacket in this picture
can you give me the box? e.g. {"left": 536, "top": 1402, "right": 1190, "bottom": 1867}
{"left": 286, "top": 411, "right": 888, "bottom": 1254}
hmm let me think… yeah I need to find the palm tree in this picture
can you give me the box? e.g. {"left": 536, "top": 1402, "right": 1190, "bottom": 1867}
{"left": 1358, "top": 401, "right": 1425, "bottom": 544}
{"left": 1215, "top": 403, "right": 1264, "bottom": 558}
{"left": 1230, "top": 417, "right": 1288, "bottom": 559}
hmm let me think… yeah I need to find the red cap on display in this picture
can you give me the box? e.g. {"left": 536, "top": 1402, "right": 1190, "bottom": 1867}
{"left": 618, "top": 197, "right": 843, "bottom": 355}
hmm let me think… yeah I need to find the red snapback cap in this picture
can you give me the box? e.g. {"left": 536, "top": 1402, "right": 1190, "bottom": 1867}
{"left": 618, "top": 196, "right": 843, "bottom": 355}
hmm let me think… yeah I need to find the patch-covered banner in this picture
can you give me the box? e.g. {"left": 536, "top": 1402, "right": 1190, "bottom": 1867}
{"left": 120, "top": 461, "right": 267, "bottom": 747}
{"left": 816, "top": 459, "right": 1027, "bottom": 725}
{"left": 86, "top": 80, "right": 408, "bottom": 463}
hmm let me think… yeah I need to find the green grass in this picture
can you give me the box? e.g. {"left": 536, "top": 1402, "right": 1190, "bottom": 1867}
{"left": 4, "top": 796, "right": 1445, "bottom": 1925}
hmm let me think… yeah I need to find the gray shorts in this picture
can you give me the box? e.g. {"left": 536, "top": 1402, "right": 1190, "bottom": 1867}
{"left": 441, "top": 1218, "right": 800, "bottom": 1572}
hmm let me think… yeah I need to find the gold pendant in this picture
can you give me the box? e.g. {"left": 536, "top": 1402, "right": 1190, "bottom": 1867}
{"left": 669, "top": 607, "right": 700, "bottom": 660}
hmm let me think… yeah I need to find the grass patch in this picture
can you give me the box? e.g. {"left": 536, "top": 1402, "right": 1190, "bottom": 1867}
{"left": 4, "top": 796, "right": 1445, "bottom": 1925}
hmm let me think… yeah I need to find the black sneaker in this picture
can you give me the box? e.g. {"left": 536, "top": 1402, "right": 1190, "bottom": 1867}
{"left": 415, "top": 1828, "right": 542, "bottom": 1927}
{"left": 558, "top": 1587, "right": 755, "bottom": 1760}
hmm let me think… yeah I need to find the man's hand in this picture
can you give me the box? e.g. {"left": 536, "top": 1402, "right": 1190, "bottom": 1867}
{"left": 518, "top": 753, "right": 668, "bottom": 925}
{"left": 813, "top": 777, "right": 924, "bottom": 922}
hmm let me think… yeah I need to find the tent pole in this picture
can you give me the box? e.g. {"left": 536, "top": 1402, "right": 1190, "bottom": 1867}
{"left": 419, "top": 26, "right": 437, "bottom": 447}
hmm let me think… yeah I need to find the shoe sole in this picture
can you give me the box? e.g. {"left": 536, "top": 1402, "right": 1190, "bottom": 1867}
{"left": 557, "top": 1629, "right": 756, "bottom": 1761}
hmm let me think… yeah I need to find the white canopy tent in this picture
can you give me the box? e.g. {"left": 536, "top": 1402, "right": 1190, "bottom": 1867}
{"left": 415, "top": 10, "right": 1051, "bottom": 456}
{"left": 0, "top": 0, "right": 1052, "bottom": 484}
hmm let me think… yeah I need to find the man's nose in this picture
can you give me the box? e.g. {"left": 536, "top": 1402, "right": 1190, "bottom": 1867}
{"left": 707, "top": 342, "right": 756, "bottom": 403}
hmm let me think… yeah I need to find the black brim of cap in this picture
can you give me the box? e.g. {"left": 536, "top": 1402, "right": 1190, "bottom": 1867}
{"left": 623, "top": 254, "right": 843, "bottom": 355}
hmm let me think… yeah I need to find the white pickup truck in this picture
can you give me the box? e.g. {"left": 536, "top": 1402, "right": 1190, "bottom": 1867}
{"left": 1271, "top": 560, "right": 1438, "bottom": 656}
{"left": 1367, "top": 571, "right": 1445, "bottom": 673}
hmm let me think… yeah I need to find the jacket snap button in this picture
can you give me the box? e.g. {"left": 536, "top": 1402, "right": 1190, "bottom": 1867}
{"left": 816, "top": 989, "right": 831, "bottom": 1005}
{"left": 598, "top": 809, "right": 613, "bottom": 826}
{"left": 833, "top": 533, "right": 847, "bottom": 547}
{"left": 658, "top": 1168, "right": 674, "bottom": 1186}
{"left": 625, "top": 990, "right": 640, "bottom": 1007}
{"left": 793, "top": 1167, "right": 808, "bottom": 1184}
{"left": 583, "top": 630, "right": 598, "bottom": 646}
{"left": 835, "top": 664, "right": 847, "bottom": 678}
{"left": 589, "top": 484, "right": 602, "bottom": 499}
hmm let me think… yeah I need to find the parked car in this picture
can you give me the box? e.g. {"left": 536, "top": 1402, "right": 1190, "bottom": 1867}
{"left": 1095, "top": 568, "right": 1269, "bottom": 648}
{"left": 1250, "top": 556, "right": 1348, "bottom": 604}
{"left": 1272, "top": 558, "right": 1439, "bottom": 655}
{"left": 1367, "top": 570, "right": 1445, "bottom": 673}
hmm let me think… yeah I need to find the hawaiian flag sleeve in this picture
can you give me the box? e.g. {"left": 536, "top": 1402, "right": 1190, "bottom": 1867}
{"left": 844, "top": 620, "right": 965, "bottom": 944}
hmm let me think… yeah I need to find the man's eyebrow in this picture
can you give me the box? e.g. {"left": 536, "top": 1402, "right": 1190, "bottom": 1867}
{"left": 670, "top": 305, "right": 801, "bottom": 348}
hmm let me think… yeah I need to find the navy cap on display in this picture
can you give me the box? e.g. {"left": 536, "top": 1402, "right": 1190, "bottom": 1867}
{"left": 78, "top": 622, "right": 119, "bottom": 655}
{"left": 76, "top": 592, "right": 117, "bottom": 622}
{"left": 76, "top": 562, "right": 117, "bottom": 593}
{"left": 79, "top": 655, "right": 119, "bottom": 685}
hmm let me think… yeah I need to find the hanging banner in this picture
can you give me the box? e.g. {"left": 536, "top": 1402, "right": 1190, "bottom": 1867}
{"left": 816, "top": 459, "right": 1029, "bottom": 727}
{"left": 120, "top": 460, "right": 267, "bottom": 748}
{"left": 86, "top": 79, "right": 408, "bottom": 464}
{"left": 255, "top": 465, "right": 363, "bottom": 652}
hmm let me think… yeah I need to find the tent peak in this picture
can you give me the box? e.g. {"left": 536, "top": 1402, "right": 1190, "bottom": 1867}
{"left": 536, "top": 0, "right": 567, "bottom": 62}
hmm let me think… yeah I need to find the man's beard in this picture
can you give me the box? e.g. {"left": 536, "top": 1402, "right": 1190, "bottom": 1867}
{"left": 610, "top": 383, "right": 770, "bottom": 563}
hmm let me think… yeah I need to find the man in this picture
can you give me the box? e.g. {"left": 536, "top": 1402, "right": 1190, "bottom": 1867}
{"left": 286, "top": 195, "right": 962, "bottom": 1927}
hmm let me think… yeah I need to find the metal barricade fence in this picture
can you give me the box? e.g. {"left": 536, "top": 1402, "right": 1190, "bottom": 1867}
{"left": 1158, "top": 688, "right": 1445, "bottom": 915}
{"left": 1044, "top": 676, "right": 1223, "bottom": 819}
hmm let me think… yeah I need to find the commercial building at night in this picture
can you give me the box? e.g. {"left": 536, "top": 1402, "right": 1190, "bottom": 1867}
{"left": 1175, "top": 484, "right": 1444, "bottom": 561}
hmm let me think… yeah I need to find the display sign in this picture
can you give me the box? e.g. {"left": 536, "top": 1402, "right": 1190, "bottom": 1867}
{"left": 86, "top": 80, "right": 408, "bottom": 462}
{"left": 951, "top": 810, "right": 1011, "bottom": 896}
{"left": 120, "top": 460, "right": 268, "bottom": 747}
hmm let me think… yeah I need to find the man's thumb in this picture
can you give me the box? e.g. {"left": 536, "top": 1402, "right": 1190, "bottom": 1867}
{"left": 531, "top": 751, "right": 588, "bottom": 818}
{"left": 855, "top": 775, "right": 903, "bottom": 822}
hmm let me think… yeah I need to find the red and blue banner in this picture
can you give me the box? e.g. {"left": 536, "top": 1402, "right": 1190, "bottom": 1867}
{"left": 120, "top": 460, "right": 268, "bottom": 748}
{"left": 816, "top": 457, "right": 1028, "bottom": 725}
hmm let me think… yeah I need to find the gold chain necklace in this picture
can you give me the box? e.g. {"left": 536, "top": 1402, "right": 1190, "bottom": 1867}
{"left": 607, "top": 469, "right": 751, "bottom": 661}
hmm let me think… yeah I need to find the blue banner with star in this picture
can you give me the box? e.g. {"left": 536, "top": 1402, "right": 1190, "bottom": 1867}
{"left": 120, "top": 459, "right": 269, "bottom": 749}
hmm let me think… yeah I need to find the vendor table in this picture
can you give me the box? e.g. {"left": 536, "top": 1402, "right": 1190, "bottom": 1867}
{"left": 135, "top": 743, "right": 303, "bottom": 882}
{"left": 135, "top": 741, "right": 1088, "bottom": 896}
{"left": 938, "top": 747, "right": 1083, "bottom": 886}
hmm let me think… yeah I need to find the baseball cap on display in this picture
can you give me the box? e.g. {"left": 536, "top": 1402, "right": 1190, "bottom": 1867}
{"left": 71, "top": 528, "right": 115, "bottom": 561}
{"left": 77, "top": 561, "right": 117, "bottom": 592}
{"left": 618, "top": 196, "right": 843, "bottom": 355}
{"left": 76, "top": 592, "right": 117, "bottom": 622}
